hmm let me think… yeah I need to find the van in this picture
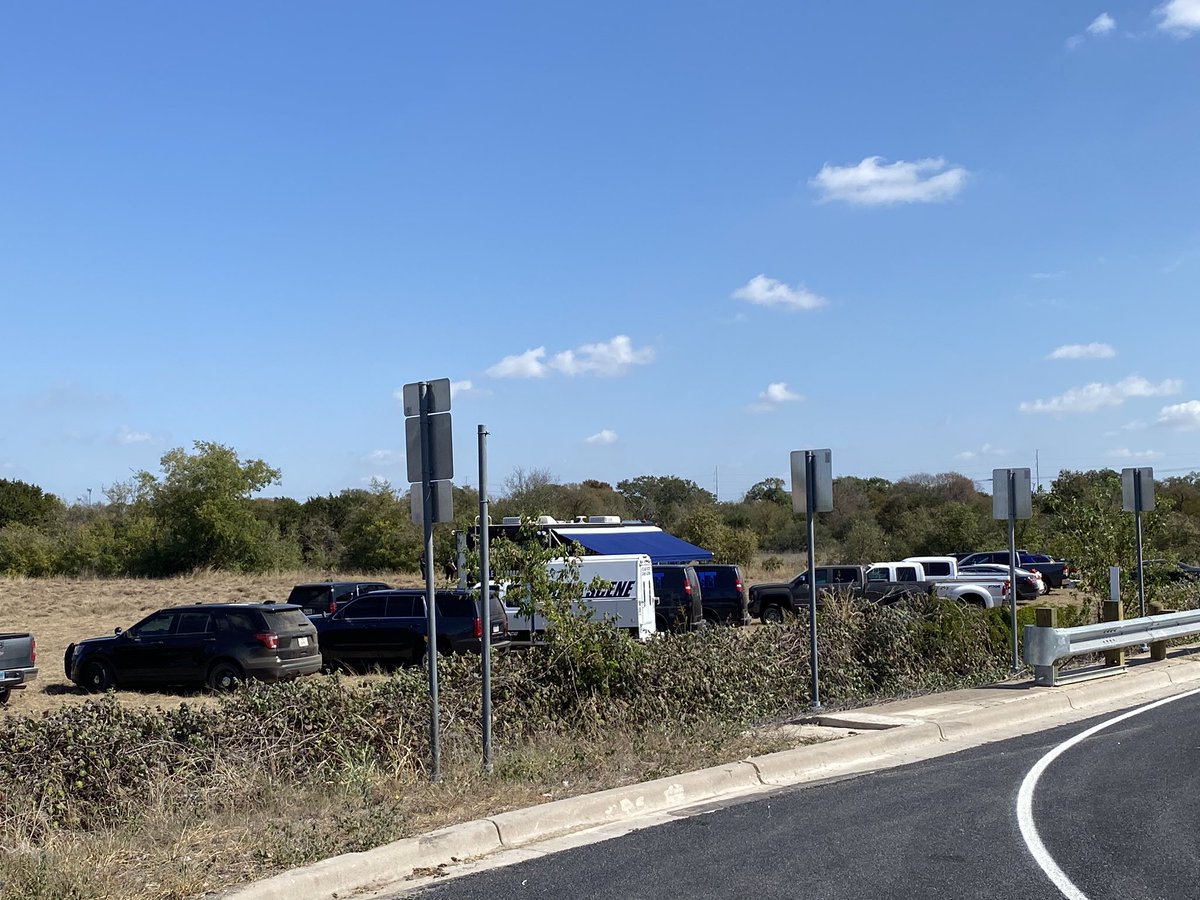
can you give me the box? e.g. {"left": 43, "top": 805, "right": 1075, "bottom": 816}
{"left": 504, "top": 554, "right": 657, "bottom": 641}
{"left": 651, "top": 564, "right": 705, "bottom": 632}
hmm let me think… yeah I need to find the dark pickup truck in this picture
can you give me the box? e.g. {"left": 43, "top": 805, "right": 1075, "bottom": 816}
{"left": 748, "top": 565, "right": 930, "bottom": 624}
{"left": 0, "top": 632, "right": 38, "bottom": 703}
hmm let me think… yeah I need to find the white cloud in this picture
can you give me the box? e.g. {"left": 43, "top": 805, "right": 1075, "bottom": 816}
{"left": 486, "top": 347, "right": 548, "bottom": 379}
{"left": 761, "top": 382, "right": 802, "bottom": 404}
{"left": 1066, "top": 34, "right": 1085, "bottom": 49}
{"left": 1019, "top": 376, "right": 1182, "bottom": 413}
{"left": 1110, "top": 448, "right": 1163, "bottom": 459}
{"left": 550, "top": 335, "right": 654, "bottom": 377}
{"left": 585, "top": 429, "right": 618, "bottom": 445}
{"left": 809, "top": 156, "right": 969, "bottom": 206}
{"left": 1047, "top": 342, "right": 1117, "bottom": 360}
{"left": 487, "top": 337, "right": 654, "bottom": 379}
{"left": 115, "top": 426, "right": 151, "bottom": 445}
{"left": 747, "top": 382, "right": 803, "bottom": 413}
{"left": 1158, "top": 400, "right": 1200, "bottom": 429}
{"left": 1088, "top": 13, "right": 1116, "bottom": 34}
{"left": 450, "top": 380, "right": 472, "bottom": 398}
{"left": 955, "top": 443, "right": 1007, "bottom": 461}
{"left": 1157, "top": 0, "right": 1200, "bottom": 34}
{"left": 365, "top": 449, "right": 403, "bottom": 465}
{"left": 732, "top": 275, "right": 827, "bottom": 311}
{"left": 1032, "top": 271, "right": 1065, "bottom": 279}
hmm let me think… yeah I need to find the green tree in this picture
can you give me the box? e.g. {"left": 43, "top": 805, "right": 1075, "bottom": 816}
{"left": 616, "top": 475, "right": 715, "bottom": 531}
{"left": 0, "top": 479, "right": 64, "bottom": 530}
{"left": 129, "top": 441, "right": 285, "bottom": 574}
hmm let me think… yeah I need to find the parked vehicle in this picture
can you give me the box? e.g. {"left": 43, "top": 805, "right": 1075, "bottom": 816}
{"left": 693, "top": 563, "right": 750, "bottom": 626}
{"left": 958, "top": 563, "right": 1045, "bottom": 600}
{"left": 313, "top": 589, "right": 510, "bottom": 671}
{"left": 748, "top": 565, "right": 931, "bottom": 625}
{"left": 0, "top": 632, "right": 38, "bottom": 703}
{"left": 286, "top": 581, "right": 392, "bottom": 616}
{"left": 1132, "top": 559, "right": 1200, "bottom": 584}
{"left": 877, "top": 559, "right": 1008, "bottom": 608}
{"left": 65, "top": 603, "right": 321, "bottom": 693}
{"left": 957, "top": 551, "right": 1070, "bottom": 589}
{"left": 651, "top": 564, "right": 705, "bottom": 632}
{"left": 502, "top": 554, "right": 657, "bottom": 641}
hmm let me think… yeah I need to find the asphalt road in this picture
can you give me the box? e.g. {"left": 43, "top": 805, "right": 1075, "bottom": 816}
{"left": 396, "top": 690, "right": 1200, "bottom": 899}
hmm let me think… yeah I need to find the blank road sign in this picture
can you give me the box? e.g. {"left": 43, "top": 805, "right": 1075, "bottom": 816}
{"left": 1121, "top": 467, "right": 1155, "bottom": 512}
{"left": 411, "top": 480, "right": 454, "bottom": 524}
{"left": 992, "top": 468, "right": 1032, "bottom": 520}
{"left": 402, "top": 378, "right": 452, "bottom": 417}
{"left": 406, "top": 412, "right": 454, "bottom": 483}
{"left": 791, "top": 449, "right": 833, "bottom": 514}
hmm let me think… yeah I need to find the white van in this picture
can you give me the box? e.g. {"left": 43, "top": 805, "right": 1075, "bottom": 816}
{"left": 503, "top": 553, "right": 657, "bottom": 641}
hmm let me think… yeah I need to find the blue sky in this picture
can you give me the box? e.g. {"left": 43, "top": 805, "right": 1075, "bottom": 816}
{"left": 3, "top": 2, "right": 1199, "bottom": 504}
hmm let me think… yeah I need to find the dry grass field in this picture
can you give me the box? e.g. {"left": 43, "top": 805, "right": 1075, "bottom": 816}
{"left": 2, "top": 570, "right": 426, "bottom": 713}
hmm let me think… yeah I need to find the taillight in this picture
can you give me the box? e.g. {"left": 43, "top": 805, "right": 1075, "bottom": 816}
{"left": 684, "top": 581, "right": 692, "bottom": 595}
{"left": 328, "top": 599, "right": 337, "bottom": 614}
{"left": 30, "top": 637, "right": 36, "bottom": 665}
{"left": 1003, "top": 580, "right": 1011, "bottom": 596}
{"left": 255, "top": 633, "right": 279, "bottom": 650}
{"left": 735, "top": 577, "right": 743, "bottom": 593}
{"left": 473, "top": 617, "right": 482, "bottom": 639}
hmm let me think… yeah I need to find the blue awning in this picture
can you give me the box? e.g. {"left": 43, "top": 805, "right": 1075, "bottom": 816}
{"left": 554, "top": 528, "right": 713, "bottom": 564}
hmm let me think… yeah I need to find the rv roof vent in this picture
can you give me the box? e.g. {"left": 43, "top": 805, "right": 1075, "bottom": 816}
{"left": 502, "top": 516, "right": 522, "bottom": 526}
{"left": 536, "top": 515, "right": 559, "bottom": 526}
{"left": 574, "top": 516, "right": 588, "bottom": 523}
{"left": 588, "top": 515, "right": 621, "bottom": 524}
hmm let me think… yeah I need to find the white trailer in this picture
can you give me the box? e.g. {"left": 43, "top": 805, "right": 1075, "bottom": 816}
{"left": 505, "top": 553, "right": 657, "bottom": 641}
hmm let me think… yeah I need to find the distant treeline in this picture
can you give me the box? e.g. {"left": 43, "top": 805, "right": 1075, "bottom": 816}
{"left": 3, "top": 442, "right": 1200, "bottom": 595}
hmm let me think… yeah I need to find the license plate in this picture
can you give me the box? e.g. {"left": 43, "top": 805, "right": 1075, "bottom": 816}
{"left": 297, "top": 637, "right": 309, "bottom": 647}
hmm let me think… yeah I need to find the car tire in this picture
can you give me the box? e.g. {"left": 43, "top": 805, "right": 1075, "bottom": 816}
{"left": 760, "top": 604, "right": 786, "bottom": 625}
{"left": 963, "top": 594, "right": 987, "bottom": 608}
{"left": 703, "top": 611, "right": 720, "bottom": 627}
{"left": 0, "top": 687, "right": 9, "bottom": 704}
{"left": 80, "top": 660, "right": 115, "bottom": 693}
{"left": 206, "top": 660, "right": 244, "bottom": 692}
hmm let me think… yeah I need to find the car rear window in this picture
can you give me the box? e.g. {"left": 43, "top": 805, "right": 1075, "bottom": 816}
{"left": 435, "top": 594, "right": 475, "bottom": 617}
{"left": 263, "top": 608, "right": 314, "bottom": 630}
{"left": 695, "top": 567, "right": 739, "bottom": 600}
{"left": 287, "top": 586, "right": 330, "bottom": 607}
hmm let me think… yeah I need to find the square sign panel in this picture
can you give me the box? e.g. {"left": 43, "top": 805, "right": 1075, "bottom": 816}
{"left": 402, "top": 378, "right": 452, "bottom": 417}
{"left": 1121, "top": 467, "right": 1155, "bottom": 512}
{"left": 992, "top": 468, "right": 1032, "bottom": 520}
{"left": 790, "top": 449, "right": 833, "bottom": 514}
{"left": 406, "top": 412, "right": 454, "bottom": 483}
{"left": 411, "top": 480, "right": 454, "bottom": 524}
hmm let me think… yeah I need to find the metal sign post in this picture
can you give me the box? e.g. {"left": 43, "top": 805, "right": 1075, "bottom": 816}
{"left": 993, "top": 467, "right": 1032, "bottom": 673}
{"left": 478, "top": 424, "right": 493, "bottom": 774}
{"left": 1122, "top": 467, "right": 1156, "bottom": 618}
{"left": 791, "top": 448, "right": 833, "bottom": 711}
{"left": 403, "top": 378, "right": 454, "bottom": 783}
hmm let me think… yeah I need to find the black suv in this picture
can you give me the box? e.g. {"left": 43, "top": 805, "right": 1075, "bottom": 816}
{"left": 651, "top": 565, "right": 705, "bottom": 632}
{"left": 286, "top": 581, "right": 392, "bottom": 616}
{"left": 65, "top": 603, "right": 321, "bottom": 693}
{"left": 313, "top": 589, "right": 510, "bottom": 671}
{"left": 693, "top": 564, "right": 749, "bottom": 625}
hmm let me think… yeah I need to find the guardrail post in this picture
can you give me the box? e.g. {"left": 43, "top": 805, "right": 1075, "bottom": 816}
{"left": 1149, "top": 600, "right": 1168, "bottom": 661}
{"left": 1033, "top": 607, "right": 1058, "bottom": 685}
{"left": 1102, "top": 599, "right": 1124, "bottom": 668}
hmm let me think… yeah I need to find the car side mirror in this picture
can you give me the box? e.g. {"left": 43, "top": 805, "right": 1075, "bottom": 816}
{"left": 114, "top": 626, "right": 123, "bottom": 636}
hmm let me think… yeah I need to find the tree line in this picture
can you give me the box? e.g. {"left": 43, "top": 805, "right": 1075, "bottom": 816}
{"left": 3, "top": 441, "right": 1200, "bottom": 595}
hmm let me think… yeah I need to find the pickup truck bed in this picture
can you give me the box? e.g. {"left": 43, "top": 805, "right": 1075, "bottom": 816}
{"left": 0, "top": 632, "right": 38, "bottom": 703}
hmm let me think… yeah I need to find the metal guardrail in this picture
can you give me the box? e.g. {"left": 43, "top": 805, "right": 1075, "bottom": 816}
{"left": 1023, "top": 608, "right": 1200, "bottom": 686}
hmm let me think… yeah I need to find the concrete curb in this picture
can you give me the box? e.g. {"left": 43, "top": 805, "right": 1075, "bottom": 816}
{"left": 220, "top": 819, "right": 502, "bottom": 900}
{"left": 221, "top": 657, "right": 1200, "bottom": 900}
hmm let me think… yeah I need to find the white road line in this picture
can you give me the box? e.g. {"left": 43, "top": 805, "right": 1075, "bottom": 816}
{"left": 1016, "top": 687, "right": 1200, "bottom": 899}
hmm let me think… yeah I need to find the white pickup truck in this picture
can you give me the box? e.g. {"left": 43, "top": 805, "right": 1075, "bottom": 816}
{"left": 867, "top": 558, "right": 1009, "bottom": 609}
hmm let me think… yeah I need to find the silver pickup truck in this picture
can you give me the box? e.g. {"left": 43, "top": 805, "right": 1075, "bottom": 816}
{"left": 0, "top": 632, "right": 38, "bottom": 703}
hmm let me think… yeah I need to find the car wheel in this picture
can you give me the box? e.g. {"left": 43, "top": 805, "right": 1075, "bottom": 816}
{"left": 703, "top": 611, "right": 720, "bottom": 627}
{"left": 760, "top": 604, "right": 786, "bottom": 625}
{"left": 207, "top": 660, "right": 244, "bottom": 692}
{"left": 0, "top": 687, "right": 9, "bottom": 704}
{"left": 80, "top": 660, "right": 115, "bottom": 693}
{"left": 963, "top": 594, "right": 987, "bottom": 608}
